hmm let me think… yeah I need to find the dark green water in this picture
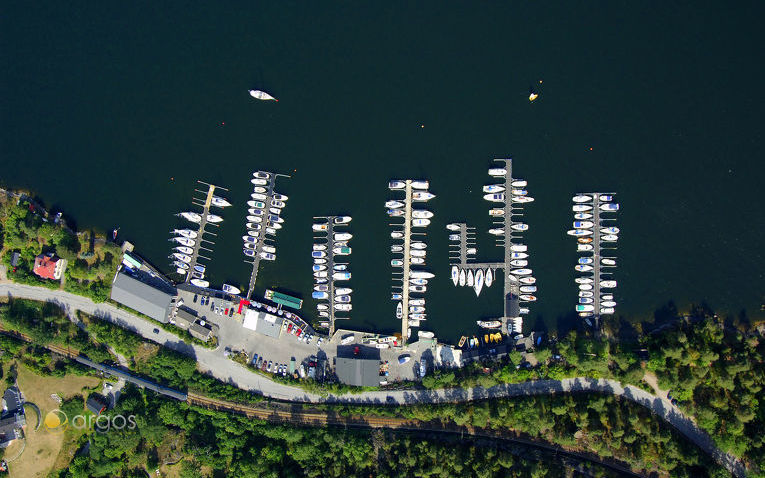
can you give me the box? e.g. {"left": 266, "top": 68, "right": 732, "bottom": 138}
{"left": 3, "top": 3, "right": 764, "bottom": 342}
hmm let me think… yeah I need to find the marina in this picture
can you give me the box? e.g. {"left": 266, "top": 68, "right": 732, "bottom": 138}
{"left": 170, "top": 181, "right": 229, "bottom": 288}
{"left": 243, "top": 171, "right": 290, "bottom": 299}
{"left": 447, "top": 159, "right": 537, "bottom": 337}
{"left": 568, "top": 193, "right": 619, "bottom": 329}
{"left": 311, "top": 215, "right": 353, "bottom": 336}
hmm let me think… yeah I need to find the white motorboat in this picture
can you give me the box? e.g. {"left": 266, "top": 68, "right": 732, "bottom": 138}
{"left": 520, "top": 285, "right": 537, "bottom": 293}
{"left": 211, "top": 195, "right": 231, "bottom": 208}
{"left": 172, "top": 236, "right": 195, "bottom": 247}
{"left": 268, "top": 215, "right": 284, "bottom": 224}
{"left": 313, "top": 270, "right": 328, "bottom": 278}
{"left": 601, "top": 258, "right": 616, "bottom": 266}
{"left": 172, "top": 252, "right": 191, "bottom": 263}
{"left": 410, "top": 298, "right": 425, "bottom": 306}
{"left": 411, "top": 285, "right": 427, "bottom": 292}
{"left": 574, "top": 212, "right": 593, "bottom": 220}
{"left": 272, "top": 193, "right": 288, "bottom": 201}
{"left": 207, "top": 214, "right": 223, "bottom": 223}
{"left": 396, "top": 302, "right": 403, "bottom": 318}
{"left": 333, "top": 271, "right": 351, "bottom": 280}
{"left": 602, "top": 234, "right": 619, "bottom": 242}
{"left": 247, "top": 222, "right": 262, "bottom": 230}
{"left": 410, "top": 271, "right": 435, "bottom": 279}
{"left": 579, "top": 291, "right": 594, "bottom": 298}
{"left": 249, "top": 90, "right": 277, "bottom": 101}
{"left": 575, "top": 265, "right": 594, "bottom": 272}
{"left": 573, "top": 221, "right": 593, "bottom": 229}
{"left": 576, "top": 304, "right": 595, "bottom": 312}
{"left": 246, "top": 216, "right": 262, "bottom": 223}
{"left": 191, "top": 278, "right": 209, "bottom": 288}
{"left": 448, "top": 234, "right": 460, "bottom": 241}
{"left": 575, "top": 277, "right": 594, "bottom": 284}
{"left": 483, "top": 184, "right": 505, "bottom": 193}
{"left": 412, "top": 191, "right": 436, "bottom": 201}
{"left": 512, "top": 196, "right": 534, "bottom": 205}
{"left": 247, "top": 200, "right": 266, "bottom": 209}
{"left": 519, "top": 276, "right": 536, "bottom": 284}
{"left": 318, "top": 311, "right": 330, "bottom": 318}
{"left": 333, "top": 264, "right": 348, "bottom": 271}
{"left": 600, "top": 307, "right": 615, "bottom": 314}
{"left": 466, "top": 248, "right": 477, "bottom": 255}
{"left": 477, "top": 320, "right": 501, "bottom": 329}
{"left": 387, "top": 209, "right": 405, "bottom": 217}
{"left": 260, "top": 252, "right": 276, "bottom": 261}
{"left": 577, "top": 244, "right": 594, "bottom": 252}
{"left": 172, "top": 229, "right": 198, "bottom": 239}
{"left": 579, "top": 283, "right": 594, "bottom": 291}
{"left": 511, "top": 223, "right": 529, "bottom": 231}
{"left": 409, "top": 305, "right": 425, "bottom": 313}
{"left": 385, "top": 200, "right": 404, "bottom": 209}
{"left": 247, "top": 230, "right": 260, "bottom": 238}
{"left": 458, "top": 269, "right": 466, "bottom": 286}
{"left": 243, "top": 249, "right": 256, "bottom": 257}
{"left": 601, "top": 227, "right": 620, "bottom": 234}
{"left": 578, "top": 257, "right": 594, "bottom": 265}
{"left": 391, "top": 231, "right": 404, "bottom": 239}
{"left": 600, "top": 203, "right": 620, "bottom": 211}
{"left": 335, "top": 287, "right": 352, "bottom": 295}
{"left": 264, "top": 227, "right": 277, "bottom": 236}
{"left": 391, "top": 245, "right": 403, "bottom": 253}
{"left": 317, "top": 301, "right": 329, "bottom": 308}
{"left": 410, "top": 250, "right": 426, "bottom": 258}
{"left": 174, "top": 246, "right": 193, "bottom": 255}
{"left": 314, "top": 284, "right": 329, "bottom": 292}
{"left": 251, "top": 178, "right": 268, "bottom": 186}
{"left": 332, "top": 232, "right": 352, "bottom": 241}
{"left": 312, "top": 223, "right": 328, "bottom": 232}
{"left": 511, "top": 252, "right": 528, "bottom": 259}
{"left": 312, "top": 291, "right": 329, "bottom": 300}
{"left": 488, "top": 228, "right": 505, "bottom": 235}
{"left": 488, "top": 168, "right": 506, "bottom": 176}
{"left": 335, "top": 295, "right": 351, "bottom": 303}
{"left": 272, "top": 200, "right": 286, "bottom": 208}
{"left": 511, "top": 189, "right": 528, "bottom": 196}
{"left": 173, "top": 260, "right": 189, "bottom": 270}
{"left": 573, "top": 195, "right": 592, "bottom": 203}
{"left": 411, "top": 242, "right": 426, "bottom": 250}
{"left": 314, "top": 258, "right": 327, "bottom": 265}
{"left": 252, "top": 171, "right": 271, "bottom": 179}
{"left": 489, "top": 208, "right": 505, "bottom": 217}
{"left": 412, "top": 218, "right": 431, "bottom": 227}
{"left": 222, "top": 284, "right": 241, "bottom": 295}
{"left": 599, "top": 194, "right": 613, "bottom": 202}
{"left": 418, "top": 330, "right": 435, "bottom": 339}
{"left": 572, "top": 204, "right": 593, "bottom": 212}
{"left": 333, "top": 246, "right": 351, "bottom": 255}
{"left": 313, "top": 244, "right": 327, "bottom": 251}
{"left": 175, "top": 267, "right": 187, "bottom": 275}
{"left": 411, "top": 180, "right": 429, "bottom": 189}
{"left": 451, "top": 266, "right": 459, "bottom": 286}
{"left": 600, "top": 280, "right": 617, "bottom": 288}
{"left": 520, "top": 294, "right": 537, "bottom": 302}
{"left": 510, "top": 268, "right": 532, "bottom": 276}
{"left": 511, "top": 180, "right": 527, "bottom": 187}
{"left": 510, "top": 259, "right": 528, "bottom": 267}
{"left": 251, "top": 193, "right": 267, "bottom": 201}
{"left": 567, "top": 229, "right": 593, "bottom": 236}
{"left": 473, "top": 269, "right": 484, "bottom": 296}
{"left": 466, "top": 270, "right": 474, "bottom": 287}
{"left": 602, "top": 301, "right": 617, "bottom": 308}
{"left": 412, "top": 210, "right": 434, "bottom": 219}
{"left": 253, "top": 186, "right": 267, "bottom": 193}
{"left": 336, "top": 303, "right": 352, "bottom": 311}
{"left": 485, "top": 268, "right": 493, "bottom": 287}
{"left": 180, "top": 212, "right": 201, "bottom": 223}
{"left": 248, "top": 208, "right": 265, "bottom": 216}
{"left": 446, "top": 223, "right": 461, "bottom": 231}
{"left": 259, "top": 245, "right": 276, "bottom": 254}
{"left": 268, "top": 207, "right": 282, "bottom": 215}
{"left": 601, "top": 293, "right": 614, "bottom": 300}
{"left": 391, "top": 292, "right": 402, "bottom": 300}
{"left": 389, "top": 180, "right": 405, "bottom": 190}
{"left": 510, "top": 244, "right": 528, "bottom": 252}
{"left": 484, "top": 193, "right": 505, "bottom": 202}
{"left": 334, "top": 216, "right": 352, "bottom": 224}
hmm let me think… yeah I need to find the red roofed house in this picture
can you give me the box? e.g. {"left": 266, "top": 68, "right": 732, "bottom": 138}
{"left": 33, "top": 253, "right": 64, "bottom": 280}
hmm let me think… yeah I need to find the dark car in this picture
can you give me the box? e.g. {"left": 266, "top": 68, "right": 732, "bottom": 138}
{"left": 193, "top": 294, "right": 198, "bottom": 303}
{"left": 229, "top": 308, "right": 234, "bottom": 317}
{"left": 153, "top": 328, "right": 159, "bottom": 334}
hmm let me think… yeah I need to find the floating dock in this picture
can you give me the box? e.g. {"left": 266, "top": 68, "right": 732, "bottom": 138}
{"left": 177, "top": 181, "right": 228, "bottom": 285}
{"left": 244, "top": 172, "right": 290, "bottom": 299}
{"left": 312, "top": 215, "right": 352, "bottom": 337}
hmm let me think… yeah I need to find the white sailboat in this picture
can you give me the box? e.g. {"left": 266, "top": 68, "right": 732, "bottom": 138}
{"left": 451, "top": 266, "right": 459, "bottom": 286}
{"left": 473, "top": 269, "right": 484, "bottom": 296}
{"left": 458, "top": 269, "right": 466, "bottom": 286}
{"left": 467, "top": 270, "right": 474, "bottom": 287}
{"left": 249, "top": 89, "right": 277, "bottom": 101}
{"left": 485, "top": 268, "right": 493, "bottom": 287}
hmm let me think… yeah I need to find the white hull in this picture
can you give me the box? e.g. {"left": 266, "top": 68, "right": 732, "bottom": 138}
{"left": 249, "top": 89, "right": 277, "bottom": 101}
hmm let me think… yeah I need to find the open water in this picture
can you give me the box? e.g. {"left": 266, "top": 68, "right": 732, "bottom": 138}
{"left": 3, "top": 3, "right": 764, "bottom": 342}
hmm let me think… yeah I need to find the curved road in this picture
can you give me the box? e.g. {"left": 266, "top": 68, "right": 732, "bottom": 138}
{"left": 0, "top": 283, "right": 746, "bottom": 477}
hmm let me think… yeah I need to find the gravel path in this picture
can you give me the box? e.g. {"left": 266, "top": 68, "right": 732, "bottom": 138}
{"left": 0, "top": 282, "right": 747, "bottom": 477}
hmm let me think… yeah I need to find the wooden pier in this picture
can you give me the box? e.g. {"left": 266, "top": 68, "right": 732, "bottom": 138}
{"left": 184, "top": 181, "right": 227, "bottom": 284}
{"left": 312, "top": 215, "right": 352, "bottom": 337}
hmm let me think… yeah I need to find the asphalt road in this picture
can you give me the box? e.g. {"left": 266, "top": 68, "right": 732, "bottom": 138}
{"left": 0, "top": 282, "right": 747, "bottom": 477}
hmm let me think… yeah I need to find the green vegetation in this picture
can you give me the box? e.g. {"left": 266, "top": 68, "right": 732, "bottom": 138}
{"left": 0, "top": 192, "right": 121, "bottom": 302}
{"left": 643, "top": 308, "right": 764, "bottom": 466}
{"left": 52, "top": 385, "right": 590, "bottom": 478}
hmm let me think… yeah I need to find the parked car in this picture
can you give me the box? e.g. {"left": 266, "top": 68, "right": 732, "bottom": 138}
{"left": 153, "top": 328, "right": 159, "bottom": 334}
{"left": 287, "top": 323, "right": 293, "bottom": 333}
{"left": 193, "top": 294, "right": 198, "bottom": 303}
{"left": 316, "top": 337, "right": 323, "bottom": 347}
{"left": 252, "top": 353, "right": 259, "bottom": 365}
{"left": 229, "top": 308, "right": 234, "bottom": 317}
{"left": 267, "top": 361, "right": 273, "bottom": 372}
